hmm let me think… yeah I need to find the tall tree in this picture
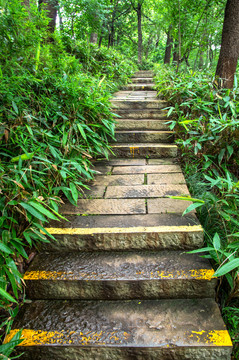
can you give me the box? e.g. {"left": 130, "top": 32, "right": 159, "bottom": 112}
{"left": 39, "top": 0, "right": 58, "bottom": 33}
{"left": 164, "top": 25, "right": 173, "bottom": 64}
{"left": 215, "top": 0, "right": 239, "bottom": 89}
{"left": 130, "top": 0, "right": 145, "bottom": 64}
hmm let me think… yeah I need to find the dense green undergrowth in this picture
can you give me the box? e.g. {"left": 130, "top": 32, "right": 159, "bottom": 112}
{"left": 154, "top": 63, "right": 239, "bottom": 358}
{"left": 0, "top": 1, "right": 136, "bottom": 357}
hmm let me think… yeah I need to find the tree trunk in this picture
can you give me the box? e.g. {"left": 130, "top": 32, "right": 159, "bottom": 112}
{"left": 164, "top": 25, "right": 173, "bottom": 64}
{"left": 90, "top": 33, "right": 98, "bottom": 44}
{"left": 39, "top": 0, "right": 58, "bottom": 33}
{"left": 137, "top": 2, "right": 142, "bottom": 64}
{"left": 215, "top": 0, "right": 239, "bottom": 89}
{"left": 22, "top": 0, "right": 30, "bottom": 6}
{"left": 177, "top": 0, "right": 181, "bottom": 72}
{"left": 173, "top": 42, "right": 179, "bottom": 64}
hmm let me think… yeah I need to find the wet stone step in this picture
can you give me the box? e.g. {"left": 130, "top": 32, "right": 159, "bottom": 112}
{"left": 115, "top": 130, "right": 174, "bottom": 143}
{"left": 24, "top": 251, "right": 217, "bottom": 300}
{"left": 111, "top": 143, "right": 177, "bottom": 158}
{"left": 114, "top": 109, "right": 168, "bottom": 119}
{"left": 42, "top": 213, "right": 203, "bottom": 251}
{"left": 105, "top": 184, "right": 190, "bottom": 199}
{"left": 116, "top": 119, "right": 170, "bottom": 131}
{"left": 8, "top": 299, "right": 232, "bottom": 360}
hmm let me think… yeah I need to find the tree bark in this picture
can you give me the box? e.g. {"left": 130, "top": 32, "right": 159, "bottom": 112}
{"left": 215, "top": 0, "right": 239, "bottom": 89}
{"left": 164, "top": 25, "right": 173, "bottom": 64}
{"left": 90, "top": 33, "right": 98, "bottom": 44}
{"left": 39, "top": 0, "right": 58, "bottom": 33}
{"left": 22, "top": 0, "right": 30, "bottom": 6}
{"left": 137, "top": 2, "right": 142, "bottom": 64}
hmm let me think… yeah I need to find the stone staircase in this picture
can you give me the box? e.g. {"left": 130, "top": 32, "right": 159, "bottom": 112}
{"left": 7, "top": 70, "right": 232, "bottom": 359}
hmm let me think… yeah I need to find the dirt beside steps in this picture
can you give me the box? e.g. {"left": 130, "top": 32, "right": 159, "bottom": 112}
{"left": 6, "top": 70, "right": 232, "bottom": 360}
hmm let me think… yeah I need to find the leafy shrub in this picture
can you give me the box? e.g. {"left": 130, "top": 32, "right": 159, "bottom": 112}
{"left": 154, "top": 63, "right": 239, "bottom": 357}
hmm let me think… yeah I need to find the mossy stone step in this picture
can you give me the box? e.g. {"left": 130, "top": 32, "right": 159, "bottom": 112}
{"left": 7, "top": 299, "right": 232, "bottom": 360}
{"left": 114, "top": 109, "right": 168, "bottom": 119}
{"left": 123, "top": 83, "right": 155, "bottom": 91}
{"left": 24, "top": 251, "right": 216, "bottom": 299}
{"left": 131, "top": 77, "right": 154, "bottom": 83}
{"left": 111, "top": 99, "right": 165, "bottom": 110}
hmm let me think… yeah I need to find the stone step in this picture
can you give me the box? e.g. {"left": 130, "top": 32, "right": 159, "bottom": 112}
{"left": 123, "top": 83, "right": 155, "bottom": 91}
{"left": 111, "top": 99, "right": 165, "bottom": 110}
{"left": 115, "top": 130, "right": 174, "bottom": 143}
{"left": 7, "top": 299, "right": 232, "bottom": 360}
{"left": 116, "top": 119, "right": 170, "bottom": 131}
{"left": 42, "top": 213, "right": 203, "bottom": 251}
{"left": 133, "top": 71, "right": 154, "bottom": 78}
{"left": 132, "top": 77, "right": 154, "bottom": 84}
{"left": 24, "top": 251, "right": 216, "bottom": 300}
{"left": 111, "top": 143, "right": 177, "bottom": 158}
{"left": 114, "top": 109, "right": 168, "bottom": 119}
{"left": 104, "top": 184, "right": 190, "bottom": 199}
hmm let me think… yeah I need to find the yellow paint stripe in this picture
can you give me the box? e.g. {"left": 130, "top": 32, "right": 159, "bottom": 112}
{"left": 4, "top": 329, "right": 232, "bottom": 347}
{"left": 23, "top": 269, "right": 215, "bottom": 281}
{"left": 43, "top": 225, "right": 203, "bottom": 235}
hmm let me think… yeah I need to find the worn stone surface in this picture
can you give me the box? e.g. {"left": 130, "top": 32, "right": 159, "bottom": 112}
{"left": 105, "top": 184, "right": 190, "bottom": 199}
{"left": 114, "top": 109, "right": 168, "bottom": 119}
{"left": 113, "top": 164, "right": 181, "bottom": 174}
{"left": 147, "top": 158, "right": 177, "bottom": 164}
{"left": 82, "top": 186, "right": 106, "bottom": 199}
{"left": 115, "top": 131, "right": 174, "bottom": 143}
{"left": 116, "top": 119, "right": 170, "bottom": 131}
{"left": 148, "top": 173, "right": 186, "bottom": 184}
{"left": 111, "top": 144, "right": 177, "bottom": 159}
{"left": 25, "top": 251, "right": 216, "bottom": 299}
{"left": 94, "top": 158, "right": 147, "bottom": 166}
{"left": 92, "top": 165, "right": 112, "bottom": 175}
{"left": 133, "top": 77, "right": 155, "bottom": 83}
{"left": 60, "top": 199, "right": 146, "bottom": 215}
{"left": 92, "top": 174, "right": 144, "bottom": 186}
{"left": 123, "top": 83, "right": 155, "bottom": 91}
{"left": 148, "top": 198, "right": 194, "bottom": 214}
{"left": 11, "top": 299, "right": 231, "bottom": 359}
{"left": 111, "top": 99, "right": 165, "bottom": 110}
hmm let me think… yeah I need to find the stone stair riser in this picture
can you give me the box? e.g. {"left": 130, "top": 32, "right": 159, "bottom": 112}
{"left": 116, "top": 120, "right": 170, "bottom": 130}
{"left": 115, "top": 132, "right": 174, "bottom": 143}
{"left": 114, "top": 110, "right": 167, "bottom": 119}
{"left": 111, "top": 145, "right": 177, "bottom": 158}
{"left": 25, "top": 279, "right": 216, "bottom": 300}
{"left": 42, "top": 230, "right": 204, "bottom": 252}
{"left": 111, "top": 100, "right": 165, "bottom": 110}
{"left": 123, "top": 84, "right": 155, "bottom": 91}
{"left": 132, "top": 78, "right": 154, "bottom": 84}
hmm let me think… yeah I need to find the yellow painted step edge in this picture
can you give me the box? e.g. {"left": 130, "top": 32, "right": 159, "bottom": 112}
{"left": 43, "top": 225, "right": 203, "bottom": 235}
{"left": 23, "top": 268, "right": 215, "bottom": 281}
{"left": 4, "top": 329, "right": 232, "bottom": 347}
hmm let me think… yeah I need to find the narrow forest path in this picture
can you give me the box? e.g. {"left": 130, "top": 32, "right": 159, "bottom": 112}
{"left": 7, "top": 71, "right": 232, "bottom": 359}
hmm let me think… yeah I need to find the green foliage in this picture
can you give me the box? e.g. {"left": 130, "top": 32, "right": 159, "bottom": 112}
{"left": 154, "top": 63, "right": 239, "bottom": 357}
{"left": 0, "top": 1, "right": 135, "bottom": 356}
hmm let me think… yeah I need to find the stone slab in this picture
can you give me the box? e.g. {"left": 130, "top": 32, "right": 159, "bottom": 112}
{"left": 111, "top": 100, "right": 165, "bottom": 110}
{"left": 24, "top": 251, "right": 216, "bottom": 299}
{"left": 105, "top": 184, "right": 190, "bottom": 199}
{"left": 114, "top": 109, "right": 168, "bottom": 119}
{"left": 111, "top": 144, "right": 177, "bottom": 159}
{"left": 115, "top": 131, "right": 174, "bottom": 143}
{"left": 123, "top": 84, "right": 155, "bottom": 91}
{"left": 60, "top": 199, "right": 146, "bottom": 215}
{"left": 92, "top": 165, "right": 112, "bottom": 175}
{"left": 113, "top": 164, "right": 182, "bottom": 174}
{"left": 148, "top": 198, "right": 194, "bottom": 214}
{"left": 148, "top": 158, "right": 177, "bottom": 164}
{"left": 94, "top": 158, "right": 147, "bottom": 166}
{"left": 133, "top": 77, "right": 155, "bottom": 83}
{"left": 116, "top": 119, "right": 170, "bottom": 131}
{"left": 9, "top": 299, "right": 232, "bottom": 360}
{"left": 92, "top": 174, "right": 144, "bottom": 186}
{"left": 82, "top": 186, "right": 106, "bottom": 199}
{"left": 148, "top": 173, "right": 186, "bottom": 184}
